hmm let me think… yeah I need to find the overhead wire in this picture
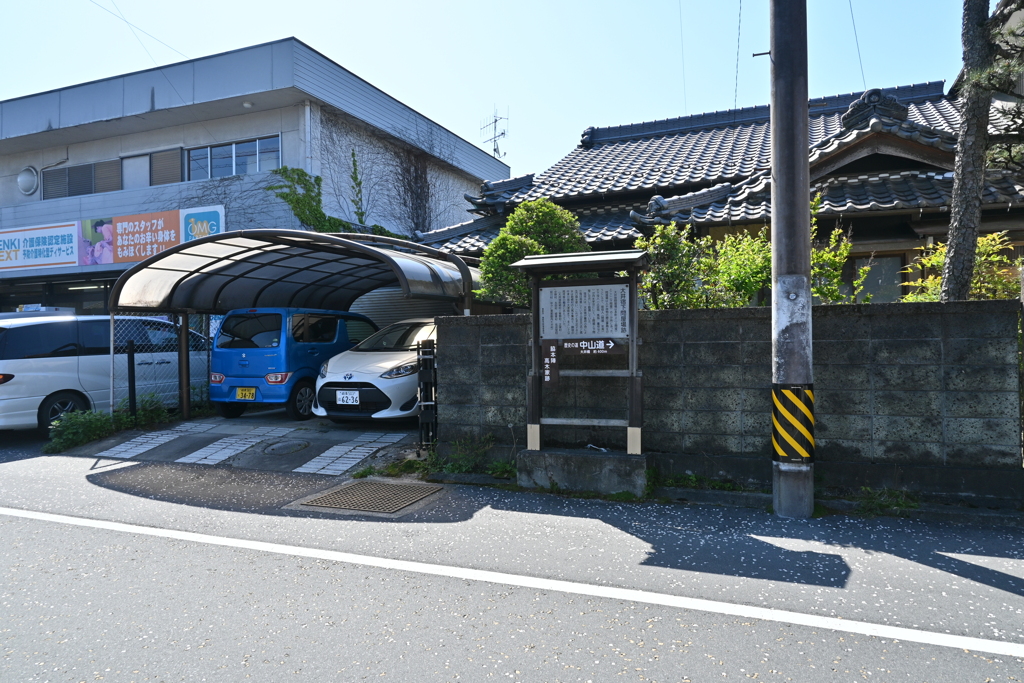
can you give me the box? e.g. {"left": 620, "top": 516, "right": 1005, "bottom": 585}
{"left": 87, "top": 0, "right": 223, "bottom": 162}
{"left": 733, "top": 0, "right": 743, "bottom": 110}
{"left": 677, "top": 0, "right": 688, "bottom": 114}
{"left": 848, "top": 0, "right": 867, "bottom": 91}
{"left": 86, "top": 0, "right": 188, "bottom": 59}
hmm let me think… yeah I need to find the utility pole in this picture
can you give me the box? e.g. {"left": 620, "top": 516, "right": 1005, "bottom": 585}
{"left": 770, "top": 0, "right": 814, "bottom": 518}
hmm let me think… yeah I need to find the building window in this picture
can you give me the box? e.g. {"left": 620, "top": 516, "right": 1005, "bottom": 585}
{"left": 41, "top": 160, "right": 122, "bottom": 200}
{"left": 187, "top": 136, "right": 280, "bottom": 181}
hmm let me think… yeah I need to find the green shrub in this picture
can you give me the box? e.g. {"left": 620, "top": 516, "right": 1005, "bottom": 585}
{"left": 45, "top": 393, "right": 172, "bottom": 453}
{"left": 43, "top": 410, "right": 119, "bottom": 453}
{"left": 477, "top": 198, "right": 589, "bottom": 307}
{"left": 635, "top": 197, "right": 872, "bottom": 309}
{"left": 441, "top": 434, "right": 495, "bottom": 473}
{"left": 135, "top": 394, "right": 171, "bottom": 428}
{"left": 854, "top": 487, "right": 919, "bottom": 517}
{"left": 383, "top": 459, "right": 424, "bottom": 477}
{"left": 900, "top": 231, "right": 1020, "bottom": 301}
{"left": 352, "top": 465, "right": 377, "bottom": 479}
{"left": 486, "top": 460, "right": 517, "bottom": 479}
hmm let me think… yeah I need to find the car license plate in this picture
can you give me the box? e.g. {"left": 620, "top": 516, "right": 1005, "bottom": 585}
{"left": 336, "top": 390, "right": 359, "bottom": 405}
{"left": 235, "top": 387, "right": 256, "bottom": 400}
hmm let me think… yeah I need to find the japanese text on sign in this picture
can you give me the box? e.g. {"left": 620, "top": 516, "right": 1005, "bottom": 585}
{"left": 561, "top": 338, "right": 626, "bottom": 355}
{"left": 110, "top": 210, "right": 180, "bottom": 263}
{"left": 538, "top": 284, "right": 630, "bottom": 340}
{"left": 0, "top": 223, "right": 79, "bottom": 271}
{"left": 541, "top": 339, "right": 559, "bottom": 386}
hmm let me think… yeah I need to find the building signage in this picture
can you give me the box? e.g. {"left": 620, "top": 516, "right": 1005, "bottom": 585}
{"left": 1, "top": 205, "right": 224, "bottom": 274}
{"left": 560, "top": 338, "right": 627, "bottom": 355}
{"left": 0, "top": 222, "right": 79, "bottom": 272}
{"left": 182, "top": 205, "right": 225, "bottom": 242}
{"left": 538, "top": 284, "right": 630, "bottom": 340}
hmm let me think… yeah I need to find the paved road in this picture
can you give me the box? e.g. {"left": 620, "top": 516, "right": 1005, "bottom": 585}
{"left": 1, "top": 420, "right": 1023, "bottom": 681}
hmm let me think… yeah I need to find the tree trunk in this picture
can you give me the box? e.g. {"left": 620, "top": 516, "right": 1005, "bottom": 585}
{"left": 942, "top": 0, "right": 995, "bottom": 302}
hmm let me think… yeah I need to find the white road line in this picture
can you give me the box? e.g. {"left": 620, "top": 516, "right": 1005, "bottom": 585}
{"left": 0, "top": 506, "right": 1020, "bottom": 659}
{"left": 294, "top": 432, "right": 409, "bottom": 475}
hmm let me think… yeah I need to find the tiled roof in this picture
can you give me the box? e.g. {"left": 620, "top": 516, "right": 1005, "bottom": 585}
{"left": 464, "top": 83, "right": 1022, "bottom": 217}
{"left": 464, "top": 174, "right": 534, "bottom": 214}
{"left": 808, "top": 116, "right": 958, "bottom": 169}
{"left": 418, "top": 208, "right": 642, "bottom": 256}
{"left": 463, "top": 83, "right": 977, "bottom": 213}
{"left": 632, "top": 170, "right": 1024, "bottom": 227}
{"left": 416, "top": 214, "right": 505, "bottom": 255}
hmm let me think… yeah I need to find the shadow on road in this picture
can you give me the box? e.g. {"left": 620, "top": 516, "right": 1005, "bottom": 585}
{"left": 81, "top": 458, "right": 1024, "bottom": 598}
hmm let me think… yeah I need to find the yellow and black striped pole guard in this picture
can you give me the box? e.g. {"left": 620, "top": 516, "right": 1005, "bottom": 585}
{"left": 771, "top": 384, "right": 814, "bottom": 463}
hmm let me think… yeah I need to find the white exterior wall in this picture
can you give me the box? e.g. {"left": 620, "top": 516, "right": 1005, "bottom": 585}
{"left": 0, "top": 106, "right": 303, "bottom": 210}
{"left": 313, "top": 106, "right": 480, "bottom": 236}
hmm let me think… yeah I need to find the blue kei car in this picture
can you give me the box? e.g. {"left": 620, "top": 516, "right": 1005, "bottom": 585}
{"left": 210, "top": 308, "right": 378, "bottom": 420}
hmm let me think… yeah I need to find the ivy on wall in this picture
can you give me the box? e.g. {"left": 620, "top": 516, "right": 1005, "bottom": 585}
{"left": 267, "top": 166, "right": 401, "bottom": 239}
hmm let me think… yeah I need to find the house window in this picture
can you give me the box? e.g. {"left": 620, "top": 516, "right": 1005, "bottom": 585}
{"left": 41, "top": 160, "right": 122, "bottom": 200}
{"left": 187, "top": 136, "right": 280, "bottom": 181}
{"left": 857, "top": 255, "right": 904, "bottom": 303}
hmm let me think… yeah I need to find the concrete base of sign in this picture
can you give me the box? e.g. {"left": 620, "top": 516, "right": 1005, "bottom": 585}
{"left": 517, "top": 448, "right": 648, "bottom": 498}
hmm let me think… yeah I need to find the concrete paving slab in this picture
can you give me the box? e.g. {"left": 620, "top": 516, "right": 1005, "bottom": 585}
{"left": 129, "top": 433, "right": 230, "bottom": 463}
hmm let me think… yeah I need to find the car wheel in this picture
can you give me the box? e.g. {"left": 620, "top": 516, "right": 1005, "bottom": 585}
{"left": 38, "top": 391, "right": 87, "bottom": 430}
{"left": 216, "top": 402, "right": 246, "bottom": 418}
{"left": 286, "top": 380, "right": 316, "bottom": 421}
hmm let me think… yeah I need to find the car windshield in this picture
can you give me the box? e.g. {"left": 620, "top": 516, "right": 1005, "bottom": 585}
{"left": 352, "top": 322, "right": 435, "bottom": 352}
{"left": 217, "top": 313, "right": 282, "bottom": 349}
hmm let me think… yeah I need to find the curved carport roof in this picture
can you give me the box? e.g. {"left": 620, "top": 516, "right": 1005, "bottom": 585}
{"left": 109, "top": 230, "right": 479, "bottom": 314}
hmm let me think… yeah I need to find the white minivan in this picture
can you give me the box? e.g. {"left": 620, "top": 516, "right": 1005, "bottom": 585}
{"left": 0, "top": 313, "right": 208, "bottom": 431}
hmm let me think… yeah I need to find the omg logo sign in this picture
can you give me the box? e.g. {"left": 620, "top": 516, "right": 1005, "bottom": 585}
{"left": 181, "top": 206, "right": 225, "bottom": 242}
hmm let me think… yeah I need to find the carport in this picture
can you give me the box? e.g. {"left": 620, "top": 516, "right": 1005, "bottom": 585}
{"left": 108, "top": 230, "right": 479, "bottom": 418}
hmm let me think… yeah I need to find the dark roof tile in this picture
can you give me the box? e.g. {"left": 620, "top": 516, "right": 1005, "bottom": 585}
{"left": 638, "top": 171, "right": 1024, "bottom": 226}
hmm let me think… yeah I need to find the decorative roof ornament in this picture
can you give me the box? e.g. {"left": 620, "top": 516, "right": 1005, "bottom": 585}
{"left": 841, "top": 88, "right": 909, "bottom": 129}
{"left": 580, "top": 127, "right": 596, "bottom": 149}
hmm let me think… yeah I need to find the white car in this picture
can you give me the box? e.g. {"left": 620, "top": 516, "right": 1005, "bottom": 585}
{"left": 0, "top": 313, "right": 208, "bottom": 431}
{"left": 312, "top": 319, "right": 435, "bottom": 421}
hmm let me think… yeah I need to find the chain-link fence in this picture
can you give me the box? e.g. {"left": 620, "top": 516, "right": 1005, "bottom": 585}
{"left": 110, "top": 312, "right": 212, "bottom": 413}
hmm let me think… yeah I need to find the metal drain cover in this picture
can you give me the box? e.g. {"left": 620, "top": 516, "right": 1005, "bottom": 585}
{"left": 304, "top": 480, "right": 442, "bottom": 513}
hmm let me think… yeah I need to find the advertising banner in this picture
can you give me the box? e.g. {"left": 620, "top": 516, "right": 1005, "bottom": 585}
{"left": 110, "top": 210, "right": 180, "bottom": 263}
{"left": 1, "top": 205, "right": 223, "bottom": 275}
{"left": 182, "top": 205, "right": 225, "bottom": 242}
{"left": 0, "top": 222, "right": 80, "bottom": 272}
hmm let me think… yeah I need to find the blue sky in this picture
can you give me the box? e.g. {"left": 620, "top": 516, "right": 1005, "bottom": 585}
{"left": 2, "top": 1, "right": 978, "bottom": 180}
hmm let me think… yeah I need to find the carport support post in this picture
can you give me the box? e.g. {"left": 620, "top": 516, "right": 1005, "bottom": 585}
{"left": 178, "top": 312, "right": 191, "bottom": 421}
{"left": 770, "top": 0, "right": 814, "bottom": 519}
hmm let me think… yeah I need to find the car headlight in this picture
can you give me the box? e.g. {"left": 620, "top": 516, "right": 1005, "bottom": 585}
{"left": 319, "top": 362, "right": 329, "bottom": 379}
{"left": 380, "top": 362, "right": 417, "bottom": 379}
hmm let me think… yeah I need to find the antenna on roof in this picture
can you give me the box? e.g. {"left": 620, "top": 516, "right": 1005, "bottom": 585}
{"left": 480, "top": 107, "right": 508, "bottom": 159}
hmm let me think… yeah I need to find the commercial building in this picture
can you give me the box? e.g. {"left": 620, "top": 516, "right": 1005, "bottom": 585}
{"left": 0, "top": 38, "right": 509, "bottom": 313}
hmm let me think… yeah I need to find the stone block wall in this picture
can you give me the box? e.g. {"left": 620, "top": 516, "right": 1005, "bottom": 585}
{"left": 435, "top": 300, "right": 1024, "bottom": 498}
